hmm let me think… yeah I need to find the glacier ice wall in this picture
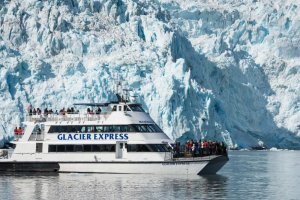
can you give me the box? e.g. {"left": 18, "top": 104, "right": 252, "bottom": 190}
{"left": 0, "top": 0, "right": 299, "bottom": 149}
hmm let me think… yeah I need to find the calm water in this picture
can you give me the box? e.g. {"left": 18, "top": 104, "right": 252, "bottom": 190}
{"left": 0, "top": 151, "right": 299, "bottom": 200}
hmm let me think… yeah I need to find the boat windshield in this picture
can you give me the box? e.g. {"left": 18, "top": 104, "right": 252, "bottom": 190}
{"left": 128, "top": 104, "right": 144, "bottom": 112}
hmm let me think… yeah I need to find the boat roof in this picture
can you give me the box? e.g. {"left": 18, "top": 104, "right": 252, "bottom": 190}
{"left": 73, "top": 103, "right": 110, "bottom": 107}
{"left": 73, "top": 93, "right": 141, "bottom": 107}
{"left": 73, "top": 102, "right": 141, "bottom": 107}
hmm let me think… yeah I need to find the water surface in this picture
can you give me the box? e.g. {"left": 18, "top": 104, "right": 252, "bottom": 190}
{"left": 0, "top": 151, "right": 299, "bottom": 200}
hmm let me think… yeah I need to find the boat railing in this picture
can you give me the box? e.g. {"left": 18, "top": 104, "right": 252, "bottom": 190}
{"left": 26, "top": 112, "right": 111, "bottom": 122}
{"left": 170, "top": 148, "right": 228, "bottom": 160}
{"left": 14, "top": 133, "right": 24, "bottom": 141}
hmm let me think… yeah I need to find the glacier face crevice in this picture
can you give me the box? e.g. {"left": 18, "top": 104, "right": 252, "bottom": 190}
{"left": 0, "top": 0, "right": 299, "bottom": 149}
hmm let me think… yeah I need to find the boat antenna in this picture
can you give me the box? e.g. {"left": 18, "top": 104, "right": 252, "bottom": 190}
{"left": 112, "top": 72, "right": 121, "bottom": 101}
{"left": 123, "top": 88, "right": 132, "bottom": 103}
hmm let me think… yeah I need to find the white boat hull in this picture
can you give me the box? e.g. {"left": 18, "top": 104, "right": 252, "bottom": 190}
{"left": 59, "top": 162, "right": 206, "bottom": 174}
{"left": 0, "top": 155, "right": 228, "bottom": 175}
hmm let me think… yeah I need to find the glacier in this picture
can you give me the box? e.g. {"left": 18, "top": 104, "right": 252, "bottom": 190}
{"left": 0, "top": 0, "right": 299, "bottom": 149}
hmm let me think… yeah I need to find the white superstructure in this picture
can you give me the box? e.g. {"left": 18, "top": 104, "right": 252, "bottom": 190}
{"left": 0, "top": 93, "right": 228, "bottom": 175}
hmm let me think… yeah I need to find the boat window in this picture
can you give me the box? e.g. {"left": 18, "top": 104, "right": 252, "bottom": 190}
{"left": 124, "top": 105, "right": 131, "bottom": 111}
{"left": 48, "top": 124, "right": 163, "bottom": 133}
{"left": 84, "top": 145, "right": 92, "bottom": 152}
{"left": 127, "top": 144, "right": 150, "bottom": 152}
{"left": 48, "top": 144, "right": 116, "bottom": 152}
{"left": 131, "top": 125, "right": 142, "bottom": 132}
{"left": 131, "top": 124, "right": 163, "bottom": 133}
{"left": 81, "top": 126, "right": 86, "bottom": 133}
{"left": 118, "top": 106, "right": 122, "bottom": 111}
{"left": 128, "top": 104, "right": 145, "bottom": 112}
{"left": 48, "top": 145, "right": 57, "bottom": 152}
{"left": 87, "top": 126, "right": 94, "bottom": 132}
{"left": 74, "top": 145, "right": 83, "bottom": 152}
{"left": 104, "top": 125, "right": 113, "bottom": 132}
{"left": 57, "top": 145, "right": 65, "bottom": 152}
{"left": 153, "top": 125, "right": 163, "bottom": 132}
{"left": 120, "top": 125, "right": 133, "bottom": 132}
{"left": 127, "top": 144, "right": 169, "bottom": 152}
{"left": 49, "top": 126, "right": 59, "bottom": 133}
{"left": 100, "top": 144, "right": 115, "bottom": 152}
{"left": 92, "top": 145, "right": 101, "bottom": 152}
{"left": 113, "top": 125, "right": 121, "bottom": 132}
{"left": 95, "top": 126, "right": 104, "bottom": 132}
{"left": 66, "top": 145, "right": 74, "bottom": 152}
{"left": 36, "top": 143, "right": 43, "bottom": 153}
{"left": 148, "top": 144, "right": 169, "bottom": 152}
{"left": 147, "top": 125, "right": 156, "bottom": 132}
{"left": 66, "top": 126, "right": 74, "bottom": 133}
{"left": 109, "top": 126, "right": 116, "bottom": 132}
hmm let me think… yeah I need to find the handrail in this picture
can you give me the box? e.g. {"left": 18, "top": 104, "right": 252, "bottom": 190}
{"left": 26, "top": 112, "right": 111, "bottom": 122}
{"left": 171, "top": 150, "right": 228, "bottom": 159}
{"left": 14, "top": 133, "right": 24, "bottom": 141}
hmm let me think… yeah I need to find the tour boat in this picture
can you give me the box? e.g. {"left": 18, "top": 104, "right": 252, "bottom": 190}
{"left": 0, "top": 92, "right": 228, "bottom": 175}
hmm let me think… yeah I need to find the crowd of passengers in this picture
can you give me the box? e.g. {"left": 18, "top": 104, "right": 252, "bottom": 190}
{"left": 172, "top": 140, "right": 227, "bottom": 157}
{"left": 27, "top": 104, "right": 102, "bottom": 116}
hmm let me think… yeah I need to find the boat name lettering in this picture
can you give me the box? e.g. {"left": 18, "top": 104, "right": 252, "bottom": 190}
{"left": 57, "top": 133, "right": 129, "bottom": 140}
{"left": 138, "top": 121, "right": 152, "bottom": 123}
{"left": 162, "top": 162, "right": 189, "bottom": 166}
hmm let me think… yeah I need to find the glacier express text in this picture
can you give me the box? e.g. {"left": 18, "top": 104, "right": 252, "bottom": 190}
{"left": 57, "top": 133, "right": 129, "bottom": 140}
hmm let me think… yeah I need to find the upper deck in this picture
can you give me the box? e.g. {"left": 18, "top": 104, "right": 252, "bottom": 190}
{"left": 28, "top": 112, "right": 109, "bottom": 122}
{"left": 26, "top": 102, "right": 151, "bottom": 124}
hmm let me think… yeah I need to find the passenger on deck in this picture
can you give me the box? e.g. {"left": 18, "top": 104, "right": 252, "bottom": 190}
{"left": 37, "top": 108, "right": 41, "bottom": 115}
{"left": 29, "top": 109, "right": 33, "bottom": 116}
{"left": 96, "top": 107, "right": 102, "bottom": 114}
{"left": 188, "top": 140, "right": 193, "bottom": 153}
{"left": 67, "top": 108, "right": 71, "bottom": 114}
{"left": 172, "top": 140, "right": 227, "bottom": 159}
{"left": 27, "top": 104, "right": 32, "bottom": 114}
{"left": 195, "top": 141, "right": 199, "bottom": 156}
{"left": 17, "top": 127, "right": 22, "bottom": 137}
{"left": 185, "top": 141, "right": 189, "bottom": 153}
{"left": 59, "top": 108, "right": 66, "bottom": 115}
{"left": 33, "top": 108, "right": 37, "bottom": 115}
{"left": 203, "top": 140, "right": 208, "bottom": 155}
{"left": 192, "top": 143, "right": 195, "bottom": 157}
{"left": 44, "top": 108, "right": 48, "bottom": 116}
{"left": 198, "top": 140, "right": 202, "bottom": 156}
{"left": 175, "top": 142, "right": 180, "bottom": 158}
{"left": 87, "top": 108, "right": 91, "bottom": 114}
{"left": 71, "top": 107, "right": 75, "bottom": 114}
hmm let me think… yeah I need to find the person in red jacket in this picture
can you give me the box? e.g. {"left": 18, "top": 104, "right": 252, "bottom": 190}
{"left": 17, "top": 127, "right": 23, "bottom": 138}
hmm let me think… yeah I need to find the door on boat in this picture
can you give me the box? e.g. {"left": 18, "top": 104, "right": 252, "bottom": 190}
{"left": 116, "top": 141, "right": 127, "bottom": 159}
